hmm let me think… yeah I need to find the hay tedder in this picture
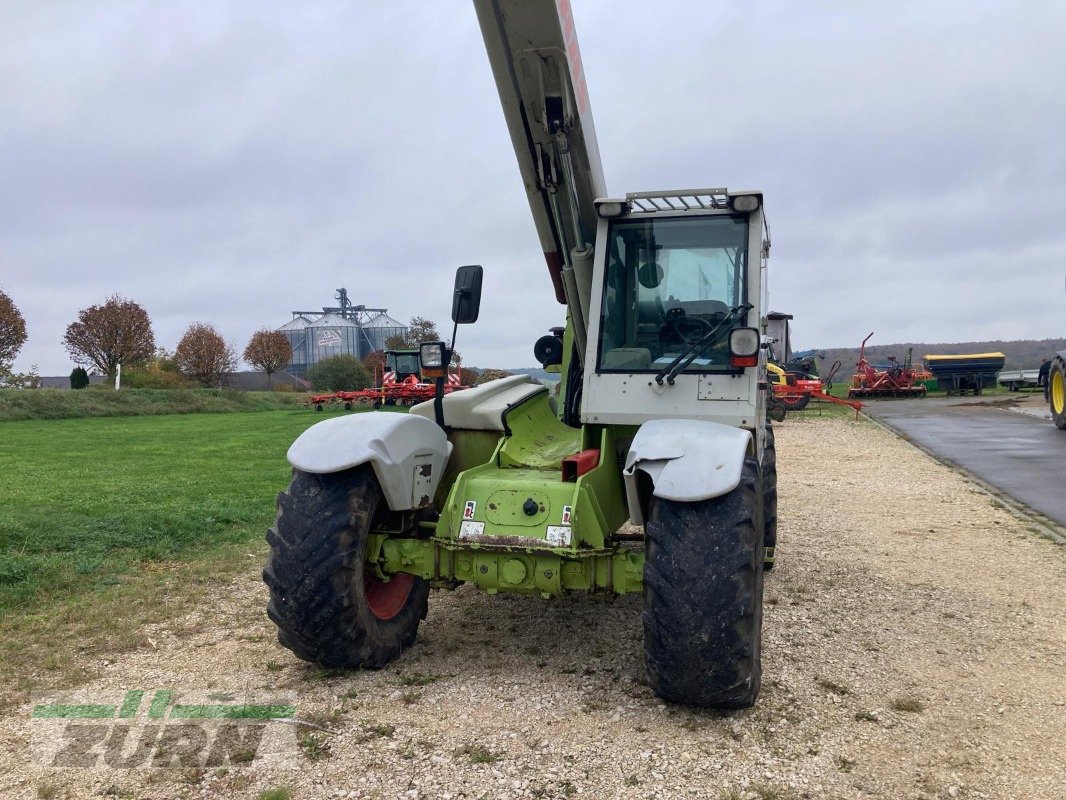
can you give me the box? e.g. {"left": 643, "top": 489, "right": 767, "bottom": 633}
{"left": 847, "top": 332, "right": 928, "bottom": 399}
{"left": 308, "top": 349, "right": 467, "bottom": 411}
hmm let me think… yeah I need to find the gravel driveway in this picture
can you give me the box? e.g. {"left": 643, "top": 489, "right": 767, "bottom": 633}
{"left": 2, "top": 416, "right": 1063, "bottom": 800}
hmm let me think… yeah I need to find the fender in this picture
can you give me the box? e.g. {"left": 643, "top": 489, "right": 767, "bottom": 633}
{"left": 287, "top": 413, "right": 452, "bottom": 511}
{"left": 622, "top": 418, "right": 753, "bottom": 525}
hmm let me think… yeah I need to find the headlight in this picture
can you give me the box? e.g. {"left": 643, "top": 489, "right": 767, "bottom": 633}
{"left": 419, "top": 341, "right": 445, "bottom": 369}
{"left": 729, "top": 327, "right": 760, "bottom": 358}
{"left": 729, "top": 194, "right": 760, "bottom": 213}
{"left": 595, "top": 198, "right": 629, "bottom": 218}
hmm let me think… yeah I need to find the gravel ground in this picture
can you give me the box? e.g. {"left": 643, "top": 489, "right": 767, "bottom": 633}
{"left": 2, "top": 415, "right": 1063, "bottom": 800}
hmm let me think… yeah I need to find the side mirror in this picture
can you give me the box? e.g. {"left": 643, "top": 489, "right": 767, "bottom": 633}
{"left": 451, "top": 265, "right": 483, "bottom": 325}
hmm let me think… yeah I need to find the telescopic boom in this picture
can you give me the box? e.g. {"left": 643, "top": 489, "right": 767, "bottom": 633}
{"left": 473, "top": 0, "right": 606, "bottom": 354}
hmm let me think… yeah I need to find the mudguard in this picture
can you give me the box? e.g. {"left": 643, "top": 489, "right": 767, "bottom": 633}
{"left": 287, "top": 413, "right": 452, "bottom": 510}
{"left": 623, "top": 418, "right": 753, "bottom": 525}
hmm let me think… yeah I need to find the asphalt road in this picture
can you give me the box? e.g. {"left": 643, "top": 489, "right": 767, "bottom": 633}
{"left": 862, "top": 396, "right": 1066, "bottom": 528}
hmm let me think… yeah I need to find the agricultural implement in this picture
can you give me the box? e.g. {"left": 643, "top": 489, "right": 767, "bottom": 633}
{"left": 266, "top": 0, "right": 776, "bottom": 709}
{"left": 923, "top": 352, "right": 1004, "bottom": 396}
{"left": 847, "top": 332, "right": 927, "bottom": 399}
{"left": 763, "top": 313, "right": 860, "bottom": 416}
{"left": 308, "top": 349, "right": 467, "bottom": 410}
{"left": 766, "top": 362, "right": 861, "bottom": 417}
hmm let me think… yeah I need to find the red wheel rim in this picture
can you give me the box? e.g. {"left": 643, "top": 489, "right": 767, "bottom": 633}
{"left": 363, "top": 572, "right": 415, "bottom": 621}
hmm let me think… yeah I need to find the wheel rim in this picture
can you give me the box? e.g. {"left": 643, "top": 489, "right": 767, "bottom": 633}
{"left": 364, "top": 572, "right": 415, "bottom": 620}
{"left": 1053, "top": 370, "right": 1065, "bottom": 415}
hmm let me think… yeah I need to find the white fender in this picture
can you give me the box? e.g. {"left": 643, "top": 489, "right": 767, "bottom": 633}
{"left": 287, "top": 413, "right": 452, "bottom": 510}
{"left": 623, "top": 418, "right": 753, "bottom": 524}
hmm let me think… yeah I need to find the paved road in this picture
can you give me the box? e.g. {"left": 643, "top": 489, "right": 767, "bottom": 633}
{"left": 862, "top": 397, "right": 1066, "bottom": 528}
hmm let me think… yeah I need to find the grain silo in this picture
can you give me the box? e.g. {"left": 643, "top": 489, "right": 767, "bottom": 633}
{"left": 306, "top": 312, "right": 361, "bottom": 368}
{"left": 276, "top": 288, "right": 408, "bottom": 377}
{"left": 363, "top": 312, "right": 408, "bottom": 355}
{"left": 278, "top": 316, "right": 312, "bottom": 377}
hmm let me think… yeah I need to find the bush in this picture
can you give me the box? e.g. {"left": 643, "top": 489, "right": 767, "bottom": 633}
{"left": 306, "top": 355, "right": 371, "bottom": 392}
{"left": 122, "top": 368, "right": 190, "bottom": 390}
{"left": 69, "top": 367, "right": 89, "bottom": 390}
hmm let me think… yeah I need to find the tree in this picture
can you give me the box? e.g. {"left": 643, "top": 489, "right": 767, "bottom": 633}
{"left": 362, "top": 350, "right": 387, "bottom": 383}
{"left": 385, "top": 316, "right": 441, "bottom": 350}
{"left": 63, "top": 295, "right": 155, "bottom": 378}
{"left": 306, "top": 354, "right": 371, "bottom": 392}
{"left": 174, "top": 323, "right": 237, "bottom": 387}
{"left": 243, "top": 329, "right": 293, "bottom": 388}
{"left": 0, "top": 289, "right": 28, "bottom": 371}
{"left": 70, "top": 367, "right": 90, "bottom": 389}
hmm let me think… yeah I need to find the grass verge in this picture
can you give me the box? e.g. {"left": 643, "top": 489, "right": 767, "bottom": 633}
{"left": 0, "top": 387, "right": 311, "bottom": 422}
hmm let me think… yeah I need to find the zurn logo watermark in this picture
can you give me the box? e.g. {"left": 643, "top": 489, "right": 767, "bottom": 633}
{"left": 31, "top": 689, "right": 297, "bottom": 768}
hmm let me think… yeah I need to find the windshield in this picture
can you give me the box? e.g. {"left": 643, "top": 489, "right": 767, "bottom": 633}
{"left": 387, "top": 353, "right": 420, "bottom": 375}
{"left": 596, "top": 214, "right": 749, "bottom": 373}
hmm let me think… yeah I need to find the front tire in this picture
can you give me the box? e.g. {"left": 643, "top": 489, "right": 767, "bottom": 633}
{"left": 642, "top": 458, "right": 764, "bottom": 708}
{"left": 762, "top": 427, "right": 778, "bottom": 570}
{"left": 1051, "top": 357, "right": 1066, "bottom": 430}
{"left": 263, "top": 468, "right": 429, "bottom": 668}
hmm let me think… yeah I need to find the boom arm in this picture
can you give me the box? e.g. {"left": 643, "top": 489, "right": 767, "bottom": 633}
{"left": 473, "top": 0, "right": 607, "bottom": 356}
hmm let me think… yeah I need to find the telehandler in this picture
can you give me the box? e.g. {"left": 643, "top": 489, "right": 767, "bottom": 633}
{"left": 264, "top": 0, "right": 775, "bottom": 708}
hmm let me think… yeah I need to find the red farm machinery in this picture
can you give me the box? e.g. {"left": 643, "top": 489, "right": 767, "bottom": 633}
{"left": 847, "top": 332, "right": 929, "bottom": 399}
{"left": 308, "top": 349, "right": 468, "bottom": 411}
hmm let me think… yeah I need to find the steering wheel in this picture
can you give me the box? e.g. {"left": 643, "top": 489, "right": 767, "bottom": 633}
{"left": 661, "top": 307, "right": 726, "bottom": 345}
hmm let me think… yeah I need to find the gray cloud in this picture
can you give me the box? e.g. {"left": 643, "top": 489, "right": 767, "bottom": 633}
{"left": 2, "top": 1, "right": 1064, "bottom": 374}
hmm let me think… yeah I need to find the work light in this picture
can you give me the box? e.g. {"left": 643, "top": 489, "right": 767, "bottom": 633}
{"left": 420, "top": 341, "right": 445, "bottom": 369}
{"left": 729, "top": 194, "right": 760, "bottom": 213}
{"left": 595, "top": 198, "right": 628, "bottom": 218}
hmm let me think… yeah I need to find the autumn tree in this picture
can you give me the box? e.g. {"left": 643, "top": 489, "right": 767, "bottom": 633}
{"left": 385, "top": 316, "right": 441, "bottom": 350}
{"left": 174, "top": 323, "right": 237, "bottom": 387}
{"left": 243, "top": 329, "right": 293, "bottom": 387}
{"left": 0, "top": 289, "right": 28, "bottom": 371}
{"left": 362, "top": 350, "right": 387, "bottom": 382}
{"left": 63, "top": 295, "right": 155, "bottom": 378}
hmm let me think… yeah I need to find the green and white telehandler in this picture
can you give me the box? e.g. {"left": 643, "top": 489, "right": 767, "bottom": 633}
{"left": 264, "top": 0, "right": 776, "bottom": 708}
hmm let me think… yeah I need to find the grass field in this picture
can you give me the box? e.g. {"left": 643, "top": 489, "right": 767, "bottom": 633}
{"left": 0, "top": 408, "right": 347, "bottom": 617}
{"left": 0, "top": 386, "right": 310, "bottom": 422}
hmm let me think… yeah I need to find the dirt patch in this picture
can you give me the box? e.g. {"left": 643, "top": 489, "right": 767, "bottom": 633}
{"left": 1, "top": 416, "right": 1063, "bottom": 799}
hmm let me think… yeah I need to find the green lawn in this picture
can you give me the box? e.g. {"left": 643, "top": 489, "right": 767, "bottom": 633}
{"left": 0, "top": 408, "right": 349, "bottom": 616}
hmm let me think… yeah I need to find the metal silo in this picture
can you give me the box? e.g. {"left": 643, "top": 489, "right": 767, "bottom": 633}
{"left": 278, "top": 315, "right": 312, "bottom": 377}
{"left": 306, "top": 312, "right": 361, "bottom": 368}
{"left": 362, "top": 312, "right": 407, "bottom": 356}
{"left": 281, "top": 289, "right": 409, "bottom": 372}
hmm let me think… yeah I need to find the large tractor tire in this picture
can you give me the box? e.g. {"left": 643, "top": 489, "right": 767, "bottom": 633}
{"left": 642, "top": 458, "right": 764, "bottom": 708}
{"left": 1051, "top": 356, "right": 1066, "bottom": 430}
{"left": 263, "top": 467, "right": 428, "bottom": 668}
{"left": 779, "top": 392, "right": 811, "bottom": 411}
{"left": 762, "top": 427, "right": 778, "bottom": 570}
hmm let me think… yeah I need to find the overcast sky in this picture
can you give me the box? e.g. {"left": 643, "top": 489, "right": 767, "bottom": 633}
{"left": 3, "top": 1, "right": 1064, "bottom": 374}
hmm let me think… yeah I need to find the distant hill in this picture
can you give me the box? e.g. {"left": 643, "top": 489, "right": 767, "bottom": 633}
{"left": 803, "top": 338, "right": 1066, "bottom": 375}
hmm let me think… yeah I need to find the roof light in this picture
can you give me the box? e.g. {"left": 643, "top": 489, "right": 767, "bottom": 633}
{"left": 730, "top": 194, "right": 760, "bottom": 213}
{"left": 595, "top": 198, "right": 629, "bottom": 218}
